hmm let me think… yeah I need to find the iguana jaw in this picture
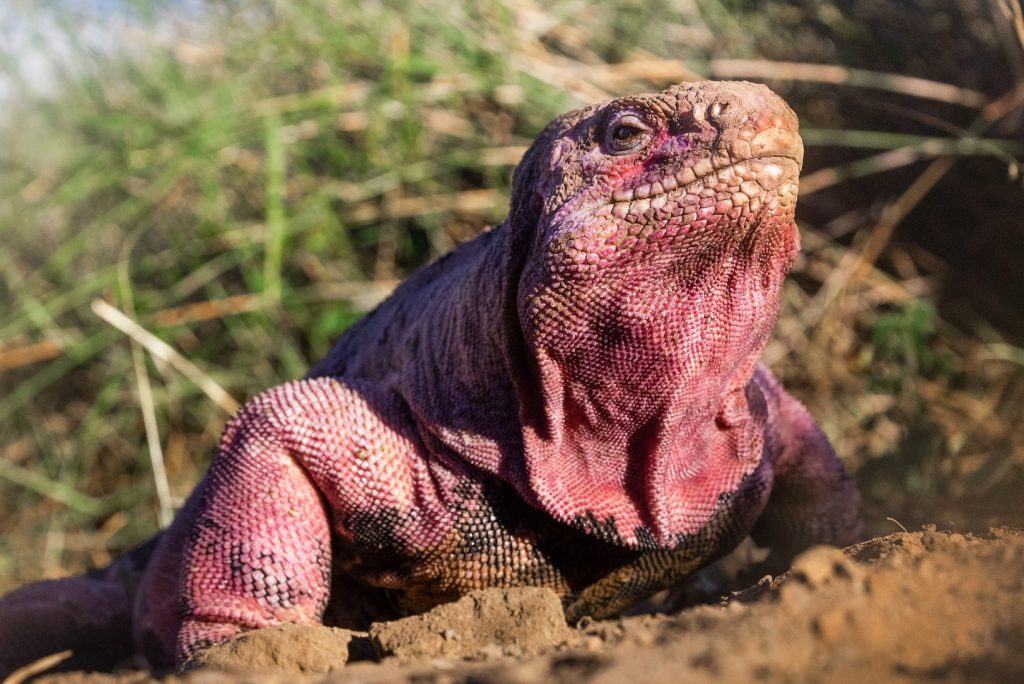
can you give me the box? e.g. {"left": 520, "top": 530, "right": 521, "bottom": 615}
{"left": 608, "top": 153, "right": 800, "bottom": 205}
{"left": 600, "top": 155, "right": 800, "bottom": 224}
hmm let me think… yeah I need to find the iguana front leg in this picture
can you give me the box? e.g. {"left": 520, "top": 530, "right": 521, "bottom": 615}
{"left": 174, "top": 377, "right": 446, "bottom": 664}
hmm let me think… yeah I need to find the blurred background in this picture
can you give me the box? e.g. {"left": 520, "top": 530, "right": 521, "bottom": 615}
{"left": 0, "top": 0, "right": 1022, "bottom": 592}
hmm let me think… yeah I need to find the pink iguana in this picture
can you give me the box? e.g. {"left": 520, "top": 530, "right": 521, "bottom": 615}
{"left": 0, "top": 80, "right": 862, "bottom": 674}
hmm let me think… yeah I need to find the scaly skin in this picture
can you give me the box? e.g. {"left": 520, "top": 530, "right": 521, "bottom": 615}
{"left": 0, "top": 81, "right": 863, "bottom": 675}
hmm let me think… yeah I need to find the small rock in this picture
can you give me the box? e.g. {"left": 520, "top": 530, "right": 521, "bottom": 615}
{"left": 813, "top": 606, "right": 850, "bottom": 642}
{"left": 476, "top": 642, "right": 504, "bottom": 660}
{"left": 790, "top": 546, "right": 857, "bottom": 588}
{"left": 632, "top": 628, "right": 656, "bottom": 647}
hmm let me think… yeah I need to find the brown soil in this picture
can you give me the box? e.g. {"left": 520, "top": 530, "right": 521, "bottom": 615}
{"left": 19, "top": 526, "right": 1024, "bottom": 684}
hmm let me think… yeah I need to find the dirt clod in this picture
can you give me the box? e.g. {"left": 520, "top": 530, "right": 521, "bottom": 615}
{"left": 188, "top": 624, "right": 358, "bottom": 673}
{"left": 789, "top": 545, "right": 859, "bottom": 587}
{"left": 369, "top": 587, "right": 575, "bottom": 662}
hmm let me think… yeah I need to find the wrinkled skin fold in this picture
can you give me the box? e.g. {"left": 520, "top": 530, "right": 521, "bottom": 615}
{"left": 0, "top": 81, "right": 863, "bottom": 675}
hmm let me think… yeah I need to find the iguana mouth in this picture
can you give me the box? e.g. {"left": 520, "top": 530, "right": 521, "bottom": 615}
{"left": 610, "top": 154, "right": 800, "bottom": 203}
{"left": 601, "top": 155, "right": 800, "bottom": 221}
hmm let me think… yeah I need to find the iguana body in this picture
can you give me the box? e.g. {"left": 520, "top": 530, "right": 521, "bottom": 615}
{"left": 0, "top": 80, "right": 862, "bottom": 674}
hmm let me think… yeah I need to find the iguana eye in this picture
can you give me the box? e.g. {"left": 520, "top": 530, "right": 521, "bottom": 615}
{"left": 605, "top": 113, "right": 650, "bottom": 154}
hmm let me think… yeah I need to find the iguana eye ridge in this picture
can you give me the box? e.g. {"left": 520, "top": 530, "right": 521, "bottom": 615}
{"left": 605, "top": 112, "right": 650, "bottom": 154}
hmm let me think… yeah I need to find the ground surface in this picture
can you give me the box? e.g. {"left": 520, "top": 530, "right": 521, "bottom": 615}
{"left": 12, "top": 526, "right": 1023, "bottom": 684}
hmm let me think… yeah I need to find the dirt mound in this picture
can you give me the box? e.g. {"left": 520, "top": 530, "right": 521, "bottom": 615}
{"left": 187, "top": 624, "right": 360, "bottom": 674}
{"left": 26, "top": 528, "right": 1024, "bottom": 684}
{"left": 369, "top": 586, "right": 573, "bottom": 662}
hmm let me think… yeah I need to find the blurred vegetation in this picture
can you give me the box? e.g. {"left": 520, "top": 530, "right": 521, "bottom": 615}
{"left": 0, "top": 0, "right": 1022, "bottom": 590}
{"left": 868, "top": 301, "right": 954, "bottom": 392}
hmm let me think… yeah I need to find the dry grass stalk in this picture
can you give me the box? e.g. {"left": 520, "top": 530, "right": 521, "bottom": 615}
{"left": 90, "top": 299, "right": 240, "bottom": 415}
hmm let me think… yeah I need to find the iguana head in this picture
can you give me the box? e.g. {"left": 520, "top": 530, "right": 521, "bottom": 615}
{"left": 507, "top": 81, "right": 804, "bottom": 548}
